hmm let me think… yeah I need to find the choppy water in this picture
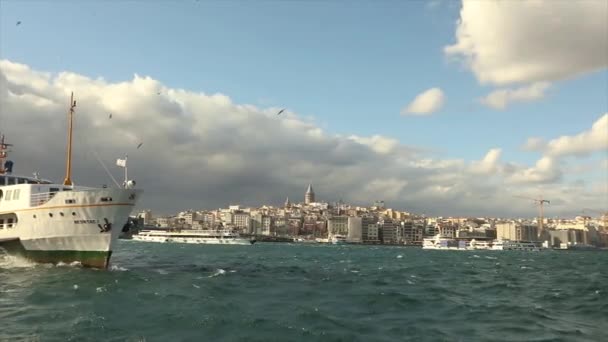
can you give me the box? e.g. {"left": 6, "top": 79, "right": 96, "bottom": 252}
{"left": 1, "top": 242, "right": 607, "bottom": 342}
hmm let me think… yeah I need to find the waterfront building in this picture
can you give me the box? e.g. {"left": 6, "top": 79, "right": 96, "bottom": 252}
{"left": 496, "top": 222, "right": 538, "bottom": 241}
{"left": 305, "top": 184, "right": 315, "bottom": 204}
{"left": 327, "top": 216, "right": 348, "bottom": 237}
{"left": 380, "top": 219, "right": 401, "bottom": 244}
{"left": 402, "top": 221, "right": 423, "bottom": 245}
{"left": 347, "top": 216, "right": 362, "bottom": 243}
{"left": 361, "top": 216, "right": 379, "bottom": 243}
{"left": 137, "top": 210, "right": 153, "bottom": 225}
{"left": 233, "top": 212, "right": 251, "bottom": 232}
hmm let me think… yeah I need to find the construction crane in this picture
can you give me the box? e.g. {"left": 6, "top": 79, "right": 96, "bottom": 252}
{"left": 515, "top": 195, "right": 550, "bottom": 236}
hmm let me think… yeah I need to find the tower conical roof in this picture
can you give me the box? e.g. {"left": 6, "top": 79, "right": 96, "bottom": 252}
{"left": 306, "top": 184, "right": 314, "bottom": 194}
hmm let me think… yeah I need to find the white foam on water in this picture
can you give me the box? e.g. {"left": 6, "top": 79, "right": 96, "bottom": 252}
{"left": 110, "top": 265, "right": 129, "bottom": 272}
{"left": 155, "top": 269, "right": 169, "bottom": 275}
{"left": 484, "top": 256, "right": 497, "bottom": 260}
{"left": 73, "top": 284, "right": 79, "bottom": 290}
{"left": 96, "top": 286, "right": 106, "bottom": 293}
{"left": 192, "top": 284, "right": 200, "bottom": 289}
{"left": 208, "top": 269, "right": 226, "bottom": 278}
{"left": 0, "top": 254, "right": 38, "bottom": 269}
{"left": 397, "top": 255, "right": 403, "bottom": 259}
{"left": 472, "top": 255, "right": 480, "bottom": 258}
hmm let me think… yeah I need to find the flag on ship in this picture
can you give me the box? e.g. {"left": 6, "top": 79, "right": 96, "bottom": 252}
{"left": 116, "top": 158, "right": 127, "bottom": 167}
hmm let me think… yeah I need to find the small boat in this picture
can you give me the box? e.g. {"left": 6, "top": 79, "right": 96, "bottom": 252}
{"left": 131, "top": 229, "right": 255, "bottom": 245}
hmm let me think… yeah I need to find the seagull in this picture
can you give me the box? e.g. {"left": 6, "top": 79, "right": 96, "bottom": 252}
{"left": 16, "top": 21, "right": 21, "bottom": 26}
{"left": 276, "top": 108, "right": 285, "bottom": 115}
{"left": 108, "top": 113, "right": 112, "bottom": 119}
{"left": 137, "top": 142, "right": 143, "bottom": 149}
{"left": 157, "top": 91, "right": 161, "bottom": 95}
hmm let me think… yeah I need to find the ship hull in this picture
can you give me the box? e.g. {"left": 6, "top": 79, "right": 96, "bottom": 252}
{"left": 0, "top": 238, "right": 111, "bottom": 268}
{"left": 0, "top": 188, "right": 141, "bottom": 269}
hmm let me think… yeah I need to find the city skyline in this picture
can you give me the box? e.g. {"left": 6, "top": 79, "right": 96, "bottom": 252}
{"left": 0, "top": 1, "right": 606, "bottom": 217}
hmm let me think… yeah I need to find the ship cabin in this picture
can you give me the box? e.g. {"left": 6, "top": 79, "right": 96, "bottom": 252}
{"left": 0, "top": 174, "right": 74, "bottom": 230}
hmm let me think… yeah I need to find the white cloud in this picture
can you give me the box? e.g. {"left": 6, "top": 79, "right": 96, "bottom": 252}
{"left": 522, "top": 137, "right": 547, "bottom": 152}
{"left": 1, "top": 59, "right": 605, "bottom": 217}
{"left": 401, "top": 87, "right": 445, "bottom": 115}
{"left": 445, "top": 0, "right": 608, "bottom": 85}
{"left": 544, "top": 114, "right": 608, "bottom": 157}
{"left": 508, "top": 157, "right": 562, "bottom": 184}
{"left": 348, "top": 135, "right": 399, "bottom": 155}
{"left": 469, "top": 148, "right": 501, "bottom": 175}
{"left": 480, "top": 82, "right": 550, "bottom": 110}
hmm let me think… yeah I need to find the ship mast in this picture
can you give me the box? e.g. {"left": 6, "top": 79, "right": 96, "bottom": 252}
{"left": 0, "top": 133, "right": 9, "bottom": 174}
{"left": 63, "top": 92, "right": 77, "bottom": 186}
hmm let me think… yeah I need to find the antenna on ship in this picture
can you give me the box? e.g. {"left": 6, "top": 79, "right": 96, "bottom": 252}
{"left": 63, "top": 92, "right": 77, "bottom": 186}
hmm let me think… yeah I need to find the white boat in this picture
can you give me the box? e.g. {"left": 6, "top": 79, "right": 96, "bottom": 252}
{"left": 329, "top": 235, "right": 347, "bottom": 245}
{"left": 422, "top": 235, "right": 466, "bottom": 250}
{"left": 491, "top": 240, "right": 542, "bottom": 251}
{"left": 131, "top": 229, "right": 255, "bottom": 245}
{"left": 0, "top": 93, "right": 142, "bottom": 268}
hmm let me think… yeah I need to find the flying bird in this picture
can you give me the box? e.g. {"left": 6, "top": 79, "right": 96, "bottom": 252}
{"left": 276, "top": 108, "right": 285, "bottom": 116}
{"left": 108, "top": 113, "right": 112, "bottom": 119}
{"left": 16, "top": 21, "right": 21, "bottom": 26}
{"left": 137, "top": 142, "right": 143, "bottom": 149}
{"left": 156, "top": 91, "right": 161, "bottom": 95}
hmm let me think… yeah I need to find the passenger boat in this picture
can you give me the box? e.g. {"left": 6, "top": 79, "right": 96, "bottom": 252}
{"left": 0, "top": 93, "right": 142, "bottom": 268}
{"left": 131, "top": 229, "right": 255, "bottom": 245}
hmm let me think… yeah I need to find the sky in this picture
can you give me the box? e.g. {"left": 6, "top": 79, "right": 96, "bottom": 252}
{"left": 0, "top": 0, "right": 607, "bottom": 217}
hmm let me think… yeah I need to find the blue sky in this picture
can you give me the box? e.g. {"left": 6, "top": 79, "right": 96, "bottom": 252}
{"left": 0, "top": 0, "right": 606, "bottom": 215}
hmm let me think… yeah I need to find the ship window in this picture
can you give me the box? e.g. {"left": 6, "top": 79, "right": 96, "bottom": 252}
{"left": 50, "top": 188, "right": 59, "bottom": 194}
{"left": 7, "top": 218, "right": 13, "bottom": 228}
{"left": 60, "top": 212, "right": 64, "bottom": 217}
{"left": 49, "top": 213, "right": 53, "bottom": 217}
{"left": 13, "top": 189, "right": 20, "bottom": 200}
{"left": 65, "top": 199, "right": 76, "bottom": 204}
{"left": 0, "top": 219, "right": 3, "bottom": 229}
{"left": 5, "top": 190, "right": 11, "bottom": 200}
{"left": 33, "top": 214, "right": 36, "bottom": 219}
{"left": 72, "top": 212, "right": 77, "bottom": 216}
{"left": 0, "top": 189, "right": 3, "bottom": 200}
{"left": 100, "top": 197, "right": 113, "bottom": 202}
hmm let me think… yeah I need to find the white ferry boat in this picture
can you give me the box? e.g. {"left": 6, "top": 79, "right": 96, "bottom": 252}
{"left": 423, "top": 234, "right": 542, "bottom": 251}
{"left": 131, "top": 229, "right": 255, "bottom": 245}
{"left": 491, "top": 240, "right": 541, "bottom": 251}
{"left": 0, "top": 94, "right": 142, "bottom": 268}
{"left": 422, "top": 235, "right": 468, "bottom": 250}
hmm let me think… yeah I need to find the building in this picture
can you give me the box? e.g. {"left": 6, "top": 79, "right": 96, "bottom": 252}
{"left": 362, "top": 216, "right": 379, "bottom": 243}
{"left": 496, "top": 222, "right": 538, "bottom": 241}
{"left": 137, "top": 210, "right": 153, "bottom": 225}
{"left": 327, "top": 216, "right": 348, "bottom": 237}
{"left": 347, "top": 216, "right": 362, "bottom": 243}
{"left": 402, "top": 221, "right": 423, "bottom": 245}
{"left": 305, "top": 184, "right": 315, "bottom": 204}
{"left": 380, "top": 219, "right": 401, "bottom": 244}
{"left": 233, "top": 212, "right": 251, "bottom": 232}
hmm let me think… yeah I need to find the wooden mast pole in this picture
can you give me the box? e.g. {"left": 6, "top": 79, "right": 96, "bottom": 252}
{"left": 63, "top": 92, "right": 76, "bottom": 186}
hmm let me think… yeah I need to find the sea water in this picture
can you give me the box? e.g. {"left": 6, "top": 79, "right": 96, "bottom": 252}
{"left": 1, "top": 242, "right": 607, "bottom": 341}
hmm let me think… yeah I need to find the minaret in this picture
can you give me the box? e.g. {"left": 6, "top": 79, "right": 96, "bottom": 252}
{"left": 284, "top": 197, "right": 291, "bottom": 208}
{"left": 305, "top": 184, "right": 315, "bottom": 204}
